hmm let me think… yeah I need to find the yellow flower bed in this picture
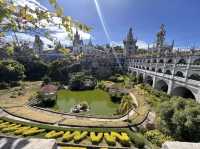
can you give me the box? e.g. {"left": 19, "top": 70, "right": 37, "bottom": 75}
{"left": 22, "top": 127, "right": 45, "bottom": 136}
{"left": 0, "top": 119, "right": 132, "bottom": 147}
{"left": 1, "top": 124, "right": 21, "bottom": 133}
{"left": 90, "top": 132, "right": 103, "bottom": 145}
{"left": 0, "top": 123, "right": 15, "bottom": 130}
{"left": 104, "top": 133, "right": 116, "bottom": 146}
{"left": 74, "top": 131, "right": 88, "bottom": 143}
{"left": 14, "top": 126, "right": 31, "bottom": 135}
{"left": 45, "top": 130, "right": 64, "bottom": 139}
{"left": 0, "top": 122, "right": 10, "bottom": 129}
{"left": 111, "top": 132, "right": 130, "bottom": 146}
{"left": 62, "top": 131, "right": 78, "bottom": 142}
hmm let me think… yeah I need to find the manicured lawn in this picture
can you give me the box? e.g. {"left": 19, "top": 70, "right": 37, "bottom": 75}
{"left": 55, "top": 89, "right": 119, "bottom": 116}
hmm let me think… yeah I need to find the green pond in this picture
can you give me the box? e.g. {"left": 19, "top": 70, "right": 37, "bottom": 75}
{"left": 54, "top": 89, "right": 119, "bottom": 116}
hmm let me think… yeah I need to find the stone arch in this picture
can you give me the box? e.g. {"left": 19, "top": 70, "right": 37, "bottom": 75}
{"left": 167, "top": 59, "right": 173, "bottom": 63}
{"left": 132, "top": 71, "right": 137, "bottom": 76}
{"left": 188, "top": 73, "right": 200, "bottom": 81}
{"left": 159, "top": 59, "right": 164, "bottom": 63}
{"left": 165, "top": 70, "right": 172, "bottom": 75}
{"left": 155, "top": 80, "right": 168, "bottom": 93}
{"left": 177, "top": 59, "right": 187, "bottom": 64}
{"left": 138, "top": 73, "right": 144, "bottom": 83}
{"left": 193, "top": 58, "right": 200, "bottom": 65}
{"left": 171, "top": 86, "right": 196, "bottom": 100}
{"left": 145, "top": 76, "right": 153, "bottom": 86}
{"left": 175, "top": 71, "right": 184, "bottom": 78}
{"left": 157, "top": 68, "right": 163, "bottom": 73}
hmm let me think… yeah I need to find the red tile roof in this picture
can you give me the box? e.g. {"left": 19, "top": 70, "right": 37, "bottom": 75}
{"left": 40, "top": 85, "right": 58, "bottom": 94}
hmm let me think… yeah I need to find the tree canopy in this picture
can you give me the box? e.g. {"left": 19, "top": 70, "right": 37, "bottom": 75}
{"left": 159, "top": 97, "right": 200, "bottom": 142}
{"left": 0, "top": 60, "right": 25, "bottom": 82}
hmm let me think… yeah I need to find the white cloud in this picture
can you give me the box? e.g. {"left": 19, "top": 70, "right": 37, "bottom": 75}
{"left": 110, "top": 40, "right": 151, "bottom": 49}
{"left": 110, "top": 41, "right": 123, "bottom": 47}
{"left": 136, "top": 40, "right": 150, "bottom": 49}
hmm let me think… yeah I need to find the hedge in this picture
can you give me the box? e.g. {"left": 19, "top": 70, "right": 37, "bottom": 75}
{"left": 0, "top": 117, "right": 134, "bottom": 147}
{"left": 74, "top": 131, "right": 88, "bottom": 143}
{"left": 90, "top": 132, "right": 103, "bottom": 145}
{"left": 45, "top": 130, "right": 64, "bottom": 139}
{"left": 104, "top": 133, "right": 116, "bottom": 146}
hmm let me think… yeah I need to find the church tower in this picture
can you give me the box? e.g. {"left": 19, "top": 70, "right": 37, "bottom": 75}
{"left": 33, "top": 35, "right": 44, "bottom": 55}
{"left": 73, "top": 30, "right": 84, "bottom": 54}
{"left": 123, "top": 28, "right": 137, "bottom": 57}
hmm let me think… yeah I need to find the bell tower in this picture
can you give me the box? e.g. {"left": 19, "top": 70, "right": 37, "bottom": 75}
{"left": 123, "top": 28, "right": 137, "bottom": 57}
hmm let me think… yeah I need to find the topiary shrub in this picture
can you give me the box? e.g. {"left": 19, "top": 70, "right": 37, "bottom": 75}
{"left": 144, "top": 130, "right": 173, "bottom": 147}
{"left": 90, "top": 132, "right": 103, "bottom": 145}
{"left": 45, "top": 130, "right": 64, "bottom": 139}
{"left": 111, "top": 132, "right": 130, "bottom": 147}
{"left": 62, "top": 131, "right": 77, "bottom": 142}
{"left": 22, "top": 127, "right": 45, "bottom": 136}
{"left": 104, "top": 133, "right": 116, "bottom": 146}
{"left": 73, "top": 131, "right": 88, "bottom": 143}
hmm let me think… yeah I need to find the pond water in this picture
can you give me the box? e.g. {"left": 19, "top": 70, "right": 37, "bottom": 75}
{"left": 54, "top": 89, "right": 119, "bottom": 116}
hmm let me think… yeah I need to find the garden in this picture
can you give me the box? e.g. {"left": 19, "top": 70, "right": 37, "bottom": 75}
{"left": 0, "top": 117, "right": 153, "bottom": 148}
{"left": 55, "top": 89, "right": 119, "bottom": 116}
{"left": 31, "top": 73, "right": 137, "bottom": 118}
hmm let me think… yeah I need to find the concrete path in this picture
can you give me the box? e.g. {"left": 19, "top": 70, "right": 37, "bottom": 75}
{"left": 0, "top": 136, "right": 57, "bottom": 149}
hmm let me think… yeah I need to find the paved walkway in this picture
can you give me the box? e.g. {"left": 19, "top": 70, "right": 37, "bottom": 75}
{"left": 0, "top": 136, "right": 57, "bottom": 149}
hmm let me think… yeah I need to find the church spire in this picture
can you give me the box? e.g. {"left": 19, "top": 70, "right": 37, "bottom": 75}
{"left": 73, "top": 29, "right": 83, "bottom": 47}
{"left": 88, "top": 38, "right": 93, "bottom": 46}
{"left": 123, "top": 27, "right": 137, "bottom": 57}
{"left": 127, "top": 28, "right": 134, "bottom": 42}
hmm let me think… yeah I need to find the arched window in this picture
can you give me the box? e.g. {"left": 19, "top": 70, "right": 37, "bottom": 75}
{"left": 147, "top": 60, "right": 151, "bottom": 63}
{"left": 153, "top": 59, "right": 157, "bottom": 63}
{"left": 175, "top": 71, "right": 184, "bottom": 78}
{"left": 165, "top": 70, "right": 172, "bottom": 75}
{"left": 177, "top": 59, "right": 186, "bottom": 64}
{"left": 152, "top": 68, "right": 155, "bottom": 72}
{"left": 147, "top": 67, "right": 149, "bottom": 70}
{"left": 188, "top": 74, "right": 200, "bottom": 81}
{"left": 159, "top": 59, "right": 164, "bottom": 63}
{"left": 167, "top": 59, "right": 173, "bottom": 63}
{"left": 157, "top": 68, "right": 163, "bottom": 73}
{"left": 193, "top": 59, "right": 200, "bottom": 65}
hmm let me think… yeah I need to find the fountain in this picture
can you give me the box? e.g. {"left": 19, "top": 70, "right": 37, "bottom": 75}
{"left": 71, "top": 102, "right": 90, "bottom": 113}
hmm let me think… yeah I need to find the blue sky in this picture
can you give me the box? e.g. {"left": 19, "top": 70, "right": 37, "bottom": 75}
{"left": 39, "top": 0, "right": 200, "bottom": 48}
